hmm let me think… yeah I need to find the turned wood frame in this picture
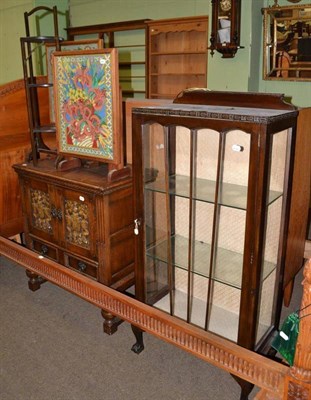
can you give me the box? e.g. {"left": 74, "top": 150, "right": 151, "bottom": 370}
{"left": 0, "top": 235, "right": 310, "bottom": 399}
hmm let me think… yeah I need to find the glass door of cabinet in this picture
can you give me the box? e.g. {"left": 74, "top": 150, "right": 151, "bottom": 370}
{"left": 256, "top": 129, "right": 289, "bottom": 345}
{"left": 141, "top": 122, "right": 254, "bottom": 342}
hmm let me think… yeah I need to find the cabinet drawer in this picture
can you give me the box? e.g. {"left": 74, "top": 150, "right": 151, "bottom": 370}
{"left": 32, "top": 239, "right": 58, "bottom": 261}
{"left": 65, "top": 254, "right": 98, "bottom": 280}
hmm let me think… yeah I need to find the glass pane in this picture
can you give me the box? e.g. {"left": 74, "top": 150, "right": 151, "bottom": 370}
{"left": 143, "top": 124, "right": 281, "bottom": 344}
{"left": 256, "top": 129, "right": 288, "bottom": 343}
{"left": 208, "top": 129, "right": 250, "bottom": 341}
{"left": 142, "top": 123, "right": 169, "bottom": 304}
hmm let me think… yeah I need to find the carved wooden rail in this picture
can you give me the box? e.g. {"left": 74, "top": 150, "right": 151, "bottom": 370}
{"left": 283, "top": 257, "right": 311, "bottom": 400}
{"left": 0, "top": 236, "right": 310, "bottom": 399}
{"left": 256, "top": 257, "right": 311, "bottom": 400}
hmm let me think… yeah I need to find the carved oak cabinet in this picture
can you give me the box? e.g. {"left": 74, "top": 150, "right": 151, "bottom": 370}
{"left": 131, "top": 91, "right": 300, "bottom": 398}
{"left": 14, "top": 159, "right": 134, "bottom": 332}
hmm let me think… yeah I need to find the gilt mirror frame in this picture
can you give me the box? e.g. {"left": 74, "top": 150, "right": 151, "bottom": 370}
{"left": 262, "top": 3, "right": 311, "bottom": 81}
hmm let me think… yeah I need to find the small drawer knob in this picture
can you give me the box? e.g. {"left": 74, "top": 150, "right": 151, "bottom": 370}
{"left": 41, "top": 244, "right": 48, "bottom": 255}
{"left": 51, "top": 206, "right": 58, "bottom": 218}
{"left": 77, "top": 261, "right": 87, "bottom": 272}
{"left": 57, "top": 209, "right": 63, "bottom": 221}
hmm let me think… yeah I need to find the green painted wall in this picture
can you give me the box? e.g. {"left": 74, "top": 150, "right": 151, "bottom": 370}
{"left": 0, "top": 0, "right": 33, "bottom": 84}
{"left": 1, "top": 0, "right": 310, "bottom": 107}
{"left": 69, "top": 0, "right": 208, "bottom": 26}
{"left": 0, "top": 0, "right": 68, "bottom": 84}
{"left": 68, "top": 0, "right": 254, "bottom": 92}
{"left": 69, "top": 0, "right": 310, "bottom": 106}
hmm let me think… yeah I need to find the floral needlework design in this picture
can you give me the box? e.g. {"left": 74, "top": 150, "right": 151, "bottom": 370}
{"left": 65, "top": 200, "right": 90, "bottom": 248}
{"left": 55, "top": 52, "right": 114, "bottom": 160}
{"left": 46, "top": 41, "right": 100, "bottom": 123}
{"left": 30, "top": 189, "right": 52, "bottom": 233}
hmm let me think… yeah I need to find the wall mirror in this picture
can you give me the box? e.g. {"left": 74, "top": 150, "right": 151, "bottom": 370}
{"left": 263, "top": 3, "right": 311, "bottom": 81}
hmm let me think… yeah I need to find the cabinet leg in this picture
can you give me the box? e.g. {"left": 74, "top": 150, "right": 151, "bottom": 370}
{"left": 232, "top": 375, "right": 254, "bottom": 400}
{"left": 131, "top": 325, "right": 144, "bottom": 354}
{"left": 26, "top": 270, "right": 45, "bottom": 291}
{"left": 101, "top": 309, "right": 123, "bottom": 335}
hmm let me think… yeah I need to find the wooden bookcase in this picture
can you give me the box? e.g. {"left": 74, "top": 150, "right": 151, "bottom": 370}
{"left": 66, "top": 16, "right": 209, "bottom": 100}
{"left": 147, "top": 16, "right": 208, "bottom": 99}
{"left": 66, "top": 20, "right": 150, "bottom": 99}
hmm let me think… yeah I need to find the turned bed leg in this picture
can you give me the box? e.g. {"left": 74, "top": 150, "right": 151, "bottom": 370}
{"left": 26, "top": 269, "right": 45, "bottom": 291}
{"left": 101, "top": 309, "right": 123, "bottom": 335}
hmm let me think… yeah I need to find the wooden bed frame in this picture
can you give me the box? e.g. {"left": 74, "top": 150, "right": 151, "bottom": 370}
{"left": 0, "top": 78, "right": 54, "bottom": 237}
{"left": 0, "top": 236, "right": 310, "bottom": 399}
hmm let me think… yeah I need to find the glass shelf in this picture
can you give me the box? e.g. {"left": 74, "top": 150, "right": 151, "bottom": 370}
{"left": 145, "top": 174, "right": 282, "bottom": 210}
{"left": 146, "top": 234, "right": 276, "bottom": 289}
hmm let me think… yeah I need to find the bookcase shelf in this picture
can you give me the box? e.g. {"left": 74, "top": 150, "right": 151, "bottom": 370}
{"left": 147, "top": 16, "right": 208, "bottom": 99}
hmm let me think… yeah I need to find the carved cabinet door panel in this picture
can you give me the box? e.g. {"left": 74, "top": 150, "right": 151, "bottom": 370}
{"left": 24, "top": 179, "right": 59, "bottom": 244}
{"left": 58, "top": 187, "right": 98, "bottom": 260}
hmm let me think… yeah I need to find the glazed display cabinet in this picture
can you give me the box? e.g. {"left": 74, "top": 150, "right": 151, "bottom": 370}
{"left": 132, "top": 91, "right": 298, "bottom": 355}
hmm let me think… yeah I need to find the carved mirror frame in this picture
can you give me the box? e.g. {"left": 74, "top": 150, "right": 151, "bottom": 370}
{"left": 262, "top": 3, "right": 311, "bottom": 81}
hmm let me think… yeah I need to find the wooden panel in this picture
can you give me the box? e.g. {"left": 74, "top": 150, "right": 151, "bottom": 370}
{"left": 108, "top": 185, "right": 133, "bottom": 234}
{"left": 284, "top": 107, "right": 311, "bottom": 287}
{"left": 0, "top": 79, "right": 49, "bottom": 237}
{"left": 110, "top": 227, "right": 134, "bottom": 277}
{"left": 0, "top": 147, "right": 28, "bottom": 236}
{"left": 0, "top": 79, "right": 31, "bottom": 235}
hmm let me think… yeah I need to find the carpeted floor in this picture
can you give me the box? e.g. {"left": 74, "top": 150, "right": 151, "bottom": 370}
{"left": 0, "top": 256, "right": 302, "bottom": 400}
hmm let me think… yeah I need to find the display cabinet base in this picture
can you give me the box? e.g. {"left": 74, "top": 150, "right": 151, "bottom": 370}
{"left": 232, "top": 375, "right": 254, "bottom": 400}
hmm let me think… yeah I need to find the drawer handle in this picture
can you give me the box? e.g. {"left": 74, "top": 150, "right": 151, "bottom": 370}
{"left": 77, "top": 261, "right": 87, "bottom": 272}
{"left": 57, "top": 209, "right": 63, "bottom": 221}
{"left": 41, "top": 244, "right": 48, "bottom": 255}
{"left": 51, "top": 206, "right": 58, "bottom": 218}
{"left": 51, "top": 206, "right": 62, "bottom": 221}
